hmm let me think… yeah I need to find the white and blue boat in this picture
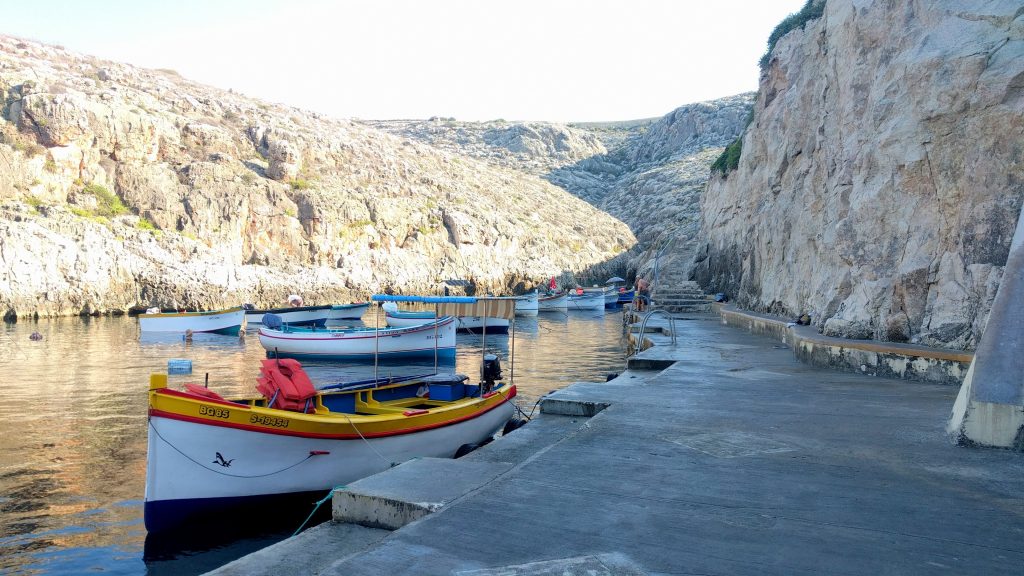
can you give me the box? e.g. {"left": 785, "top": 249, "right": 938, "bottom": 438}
{"left": 243, "top": 304, "right": 332, "bottom": 327}
{"left": 258, "top": 315, "right": 458, "bottom": 361}
{"left": 383, "top": 303, "right": 510, "bottom": 334}
{"left": 138, "top": 306, "right": 245, "bottom": 335}
{"left": 328, "top": 302, "right": 370, "bottom": 320}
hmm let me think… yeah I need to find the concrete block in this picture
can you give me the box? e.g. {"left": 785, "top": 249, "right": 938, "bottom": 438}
{"left": 332, "top": 458, "right": 512, "bottom": 530}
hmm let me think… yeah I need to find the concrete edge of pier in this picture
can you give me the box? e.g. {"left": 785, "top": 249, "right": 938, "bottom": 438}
{"left": 622, "top": 304, "right": 970, "bottom": 385}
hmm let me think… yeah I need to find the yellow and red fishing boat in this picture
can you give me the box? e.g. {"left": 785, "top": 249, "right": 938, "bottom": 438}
{"left": 144, "top": 295, "right": 519, "bottom": 534}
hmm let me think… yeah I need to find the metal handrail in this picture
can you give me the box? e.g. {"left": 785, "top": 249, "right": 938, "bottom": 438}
{"left": 631, "top": 310, "right": 677, "bottom": 357}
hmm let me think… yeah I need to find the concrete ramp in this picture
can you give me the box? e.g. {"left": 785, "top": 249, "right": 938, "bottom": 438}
{"left": 948, "top": 203, "right": 1024, "bottom": 449}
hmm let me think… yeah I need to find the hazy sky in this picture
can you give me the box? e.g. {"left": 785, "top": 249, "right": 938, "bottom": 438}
{"left": 4, "top": 0, "right": 807, "bottom": 122}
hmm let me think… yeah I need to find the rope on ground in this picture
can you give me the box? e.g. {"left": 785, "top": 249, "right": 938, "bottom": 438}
{"left": 293, "top": 485, "right": 345, "bottom": 536}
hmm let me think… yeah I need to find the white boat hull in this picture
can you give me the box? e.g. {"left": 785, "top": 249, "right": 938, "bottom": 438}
{"left": 144, "top": 399, "right": 513, "bottom": 531}
{"left": 245, "top": 306, "right": 332, "bottom": 327}
{"left": 138, "top": 308, "right": 245, "bottom": 334}
{"left": 385, "top": 312, "right": 510, "bottom": 334}
{"left": 328, "top": 302, "right": 370, "bottom": 320}
{"left": 538, "top": 293, "right": 568, "bottom": 311}
{"left": 514, "top": 292, "right": 539, "bottom": 316}
{"left": 258, "top": 317, "right": 457, "bottom": 360}
{"left": 567, "top": 293, "right": 605, "bottom": 310}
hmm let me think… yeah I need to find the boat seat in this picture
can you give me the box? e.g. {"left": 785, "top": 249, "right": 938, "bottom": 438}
{"left": 257, "top": 358, "right": 317, "bottom": 413}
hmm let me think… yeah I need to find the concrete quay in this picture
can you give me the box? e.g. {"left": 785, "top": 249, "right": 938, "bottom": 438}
{"left": 211, "top": 314, "right": 1024, "bottom": 575}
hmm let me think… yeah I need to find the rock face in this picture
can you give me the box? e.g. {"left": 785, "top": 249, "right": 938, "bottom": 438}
{"left": 372, "top": 96, "right": 756, "bottom": 283}
{"left": 695, "top": 0, "right": 1024, "bottom": 350}
{"left": 0, "top": 36, "right": 635, "bottom": 318}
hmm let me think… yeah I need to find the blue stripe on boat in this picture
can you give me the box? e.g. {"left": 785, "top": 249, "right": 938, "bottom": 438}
{"left": 265, "top": 347, "right": 458, "bottom": 362}
{"left": 208, "top": 324, "right": 243, "bottom": 336}
{"left": 144, "top": 490, "right": 328, "bottom": 535}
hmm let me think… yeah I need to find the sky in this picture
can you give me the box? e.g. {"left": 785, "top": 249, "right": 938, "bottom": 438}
{"left": 3, "top": 0, "right": 807, "bottom": 122}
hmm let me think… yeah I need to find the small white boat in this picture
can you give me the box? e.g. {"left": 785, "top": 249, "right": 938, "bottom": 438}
{"left": 514, "top": 291, "right": 539, "bottom": 316}
{"left": 384, "top": 305, "right": 510, "bottom": 334}
{"left": 567, "top": 292, "right": 605, "bottom": 311}
{"left": 328, "top": 302, "right": 370, "bottom": 320}
{"left": 258, "top": 316, "right": 457, "bottom": 361}
{"left": 138, "top": 307, "right": 245, "bottom": 335}
{"left": 538, "top": 292, "right": 568, "bottom": 312}
{"left": 244, "top": 305, "right": 332, "bottom": 327}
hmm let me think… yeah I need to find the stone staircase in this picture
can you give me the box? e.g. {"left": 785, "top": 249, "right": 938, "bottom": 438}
{"left": 651, "top": 280, "right": 712, "bottom": 314}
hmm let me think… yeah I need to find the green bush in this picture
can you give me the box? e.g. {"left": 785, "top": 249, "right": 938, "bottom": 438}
{"left": 711, "top": 138, "right": 743, "bottom": 176}
{"left": 290, "top": 179, "right": 312, "bottom": 190}
{"left": 83, "top": 183, "right": 129, "bottom": 217}
{"left": 136, "top": 217, "right": 158, "bottom": 231}
{"left": 759, "top": 0, "right": 825, "bottom": 69}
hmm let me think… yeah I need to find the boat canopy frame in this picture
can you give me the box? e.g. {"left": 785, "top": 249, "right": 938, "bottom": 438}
{"left": 370, "top": 294, "right": 516, "bottom": 390}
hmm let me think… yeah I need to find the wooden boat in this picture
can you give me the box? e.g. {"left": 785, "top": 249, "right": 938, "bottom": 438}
{"left": 513, "top": 291, "right": 539, "bottom": 316}
{"left": 144, "top": 359, "right": 516, "bottom": 533}
{"left": 138, "top": 307, "right": 245, "bottom": 335}
{"left": 567, "top": 291, "right": 605, "bottom": 310}
{"left": 538, "top": 292, "right": 568, "bottom": 312}
{"left": 328, "top": 302, "right": 370, "bottom": 320}
{"left": 258, "top": 316, "right": 457, "bottom": 361}
{"left": 383, "top": 305, "right": 510, "bottom": 334}
{"left": 244, "top": 304, "right": 332, "bottom": 327}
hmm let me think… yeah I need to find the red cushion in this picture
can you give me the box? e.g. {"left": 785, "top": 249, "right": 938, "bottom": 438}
{"left": 184, "top": 383, "right": 226, "bottom": 401}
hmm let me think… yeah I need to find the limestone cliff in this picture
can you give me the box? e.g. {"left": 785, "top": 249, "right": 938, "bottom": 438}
{"left": 695, "top": 0, "right": 1024, "bottom": 349}
{"left": 0, "top": 36, "right": 635, "bottom": 318}
{"left": 372, "top": 95, "right": 756, "bottom": 283}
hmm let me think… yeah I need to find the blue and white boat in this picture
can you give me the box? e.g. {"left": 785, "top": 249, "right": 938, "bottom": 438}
{"left": 244, "top": 304, "right": 332, "bottom": 327}
{"left": 138, "top": 306, "right": 245, "bottom": 335}
{"left": 328, "top": 302, "right": 370, "bottom": 320}
{"left": 258, "top": 315, "right": 457, "bottom": 361}
{"left": 383, "top": 303, "right": 510, "bottom": 334}
{"left": 567, "top": 291, "right": 605, "bottom": 311}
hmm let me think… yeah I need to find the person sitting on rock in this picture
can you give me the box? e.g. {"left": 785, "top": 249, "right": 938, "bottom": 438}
{"left": 287, "top": 294, "right": 303, "bottom": 307}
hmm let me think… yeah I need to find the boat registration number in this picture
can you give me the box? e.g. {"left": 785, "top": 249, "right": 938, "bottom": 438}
{"left": 199, "top": 405, "right": 231, "bottom": 419}
{"left": 250, "top": 414, "right": 290, "bottom": 428}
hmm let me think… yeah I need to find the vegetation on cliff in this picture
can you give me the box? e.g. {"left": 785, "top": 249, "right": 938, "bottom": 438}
{"left": 759, "top": 0, "right": 826, "bottom": 69}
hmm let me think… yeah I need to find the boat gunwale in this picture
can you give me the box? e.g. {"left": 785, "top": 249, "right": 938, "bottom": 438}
{"left": 148, "top": 384, "right": 517, "bottom": 439}
{"left": 139, "top": 306, "right": 244, "bottom": 319}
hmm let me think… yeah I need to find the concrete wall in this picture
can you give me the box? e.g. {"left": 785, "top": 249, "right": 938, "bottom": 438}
{"left": 715, "top": 305, "right": 971, "bottom": 386}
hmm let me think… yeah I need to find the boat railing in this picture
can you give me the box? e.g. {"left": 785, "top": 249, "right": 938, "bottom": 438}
{"left": 631, "top": 310, "right": 677, "bottom": 357}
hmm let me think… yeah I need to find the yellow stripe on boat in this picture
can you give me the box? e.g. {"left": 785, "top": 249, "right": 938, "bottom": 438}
{"left": 148, "top": 379, "right": 516, "bottom": 439}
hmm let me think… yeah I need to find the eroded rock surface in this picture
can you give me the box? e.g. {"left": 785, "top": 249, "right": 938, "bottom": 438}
{"left": 0, "top": 36, "right": 634, "bottom": 318}
{"left": 695, "top": 0, "right": 1024, "bottom": 349}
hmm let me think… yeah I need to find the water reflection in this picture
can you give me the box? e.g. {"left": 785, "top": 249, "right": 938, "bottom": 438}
{"left": 0, "top": 308, "right": 626, "bottom": 574}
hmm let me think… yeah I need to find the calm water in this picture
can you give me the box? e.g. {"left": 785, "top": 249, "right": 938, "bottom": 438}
{"left": 0, "top": 308, "right": 627, "bottom": 575}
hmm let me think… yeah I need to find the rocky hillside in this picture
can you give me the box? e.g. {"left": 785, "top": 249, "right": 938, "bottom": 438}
{"left": 372, "top": 94, "right": 756, "bottom": 283}
{"left": 0, "top": 35, "right": 635, "bottom": 319}
{"left": 695, "top": 0, "right": 1024, "bottom": 349}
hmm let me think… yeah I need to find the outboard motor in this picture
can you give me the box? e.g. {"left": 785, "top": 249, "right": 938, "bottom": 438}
{"left": 263, "top": 313, "right": 283, "bottom": 330}
{"left": 480, "top": 353, "right": 502, "bottom": 394}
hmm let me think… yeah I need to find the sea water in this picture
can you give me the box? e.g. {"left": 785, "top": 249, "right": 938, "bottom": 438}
{"left": 0, "top": 307, "right": 626, "bottom": 575}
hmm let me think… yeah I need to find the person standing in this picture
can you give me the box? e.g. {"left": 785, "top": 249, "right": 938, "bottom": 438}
{"left": 635, "top": 278, "right": 650, "bottom": 312}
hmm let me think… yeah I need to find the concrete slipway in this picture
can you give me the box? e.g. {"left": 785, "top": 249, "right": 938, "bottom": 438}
{"left": 211, "top": 314, "right": 1024, "bottom": 575}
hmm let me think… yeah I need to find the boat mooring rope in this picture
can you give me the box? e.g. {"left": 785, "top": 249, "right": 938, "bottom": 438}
{"left": 149, "top": 421, "right": 318, "bottom": 478}
{"left": 293, "top": 485, "right": 345, "bottom": 536}
{"left": 339, "top": 412, "right": 395, "bottom": 468}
